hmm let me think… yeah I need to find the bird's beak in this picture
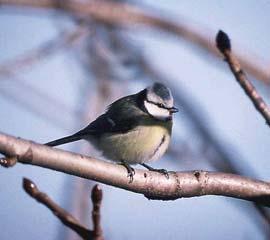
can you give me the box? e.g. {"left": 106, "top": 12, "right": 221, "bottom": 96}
{"left": 169, "top": 106, "right": 179, "bottom": 114}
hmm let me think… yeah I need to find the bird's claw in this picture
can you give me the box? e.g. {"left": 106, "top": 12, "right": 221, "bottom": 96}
{"left": 140, "top": 163, "right": 170, "bottom": 179}
{"left": 126, "top": 167, "right": 135, "bottom": 183}
{"left": 119, "top": 161, "right": 135, "bottom": 183}
{"left": 153, "top": 168, "right": 169, "bottom": 179}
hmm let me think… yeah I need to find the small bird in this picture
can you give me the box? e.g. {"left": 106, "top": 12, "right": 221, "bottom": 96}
{"left": 45, "top": 82, "right": 178, "bottom": 182}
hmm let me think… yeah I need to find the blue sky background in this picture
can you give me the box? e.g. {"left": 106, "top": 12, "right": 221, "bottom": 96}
{"left": 1, "top": 1, "right": 270, "bottom": 239}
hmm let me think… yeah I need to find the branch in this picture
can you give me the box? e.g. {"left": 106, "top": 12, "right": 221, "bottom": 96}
{"left": 216, "top": 30, "right": 270, "bottom": 127}
{"left": 0, "top": 156, "right": 17, "bottom": 167}
{"left": 0, "top": 0, "right": 269, "bottom": 84}
{"left": 22, "top": 178, "right": 93, "bottom": 239}
{"left": 22, "top": 178, "right": 104, "bottom": 239}
{"left": 1, "top": 132, "right": 270, "bottom": 207}
{"left": 91, "top": 185, "right": 104, "bottom": 240}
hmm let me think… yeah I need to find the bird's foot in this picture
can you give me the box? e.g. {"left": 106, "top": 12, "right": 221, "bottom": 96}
{"left": 153, "top": 168, "right": 170, "bottom": 179}
{"left": 140, "top": 163, "right": 169, "bottom": 179}
{"left": 119, "top": 161, "right": 135, "bottom": 183}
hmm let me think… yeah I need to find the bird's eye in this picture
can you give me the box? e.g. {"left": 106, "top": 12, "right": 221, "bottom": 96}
{"left": 158, "top": 103, "right": 164, "bottom": 108}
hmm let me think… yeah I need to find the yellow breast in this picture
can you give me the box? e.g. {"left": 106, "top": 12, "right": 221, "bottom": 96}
{"left": 97, "top": 121, "right": 172, "bottom": 164}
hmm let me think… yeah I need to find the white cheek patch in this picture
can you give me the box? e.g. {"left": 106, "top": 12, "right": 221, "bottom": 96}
{"left": 144, "top": 101, "right": 170, "bottom": 120}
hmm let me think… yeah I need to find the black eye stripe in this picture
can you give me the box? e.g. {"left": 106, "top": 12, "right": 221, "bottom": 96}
{"left": 146, "top": 99, "right": 170, "bottom": 110}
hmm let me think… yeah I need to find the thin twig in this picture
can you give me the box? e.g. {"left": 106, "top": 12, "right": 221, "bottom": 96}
{"left": 216, "top": 30, "right": 270, "bottom": 127}
{"left": 0, "top": 156, "right": 17, "bottom": 167}
{"left": 0, "top": 0, "right": 269, "bottom": 84}
{"left": 91, "top": 185, "right": 104, "bottom": 240}
{"left": 1, "top": 132, "right": 270, "bottom": 207}
{"left": 22, "top": 178, "right": 93, "bottom": 240}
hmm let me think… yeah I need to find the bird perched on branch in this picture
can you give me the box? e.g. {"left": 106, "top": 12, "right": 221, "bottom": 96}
{"left": 45, "top": 82, "right": 178, "bottom": 182}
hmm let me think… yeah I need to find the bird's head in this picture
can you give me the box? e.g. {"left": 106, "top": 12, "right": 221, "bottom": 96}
{"left": 143, "top": 82, "right": 178, "bottom": 121}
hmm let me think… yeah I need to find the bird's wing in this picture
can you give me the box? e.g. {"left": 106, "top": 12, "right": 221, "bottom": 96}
{"left": 77, "top": 113, "right": 137, "bottom": 136}
{"left": 45, "top": 94, "right": 146, "bottom": 147}
{"left": 74, "top": 95, "right": 143, "bottom": 137}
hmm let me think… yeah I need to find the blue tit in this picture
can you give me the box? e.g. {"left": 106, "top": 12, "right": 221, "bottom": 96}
{"left": 45, "top": 82, "right": 178, "bottom": 182}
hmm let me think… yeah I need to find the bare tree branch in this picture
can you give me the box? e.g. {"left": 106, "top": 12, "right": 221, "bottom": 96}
{"left": 216, "top": 30, "right": 270, "bottom": 127}
{"left": 0, "top": 156, "right": 17, "bottom": 167}
{"left": 22, "top": 177, "right": 93, "bottom": 240}
{"left": 91, "top": 185, "right": 104, "bottom": 240}
{"left": 0, "top": 0, "right": 269, "bottom": 84}
{"left": 22, "top": 178, "right": 104, "bottom": 239}
{"left": 1, "top": 132, "right": 270, "bottom": 207}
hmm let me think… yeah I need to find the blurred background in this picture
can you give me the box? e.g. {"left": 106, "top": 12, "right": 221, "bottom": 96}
{"left": 1, "top": 0, "right": 270, "bottom": 239}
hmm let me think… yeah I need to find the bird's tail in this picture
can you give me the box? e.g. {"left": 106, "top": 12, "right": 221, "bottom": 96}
{"left": 45, "top": 134, "right": 83, "bottom": 147}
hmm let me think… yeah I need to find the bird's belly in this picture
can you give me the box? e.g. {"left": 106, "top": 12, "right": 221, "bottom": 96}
{"left": 93, "top": 125, "right": 171, "bottom": 164}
